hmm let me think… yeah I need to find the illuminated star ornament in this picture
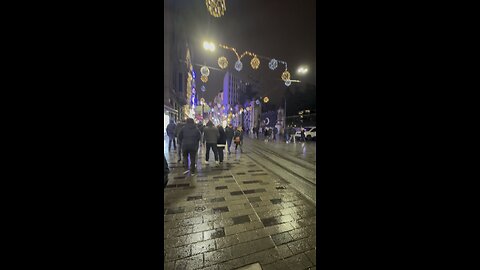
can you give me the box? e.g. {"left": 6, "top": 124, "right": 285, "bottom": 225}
{"left": 235, "top": 60, "right": 243, "bottom": 71}
{"left": 206, "top": 0, "right": 226, "bottom": 18}
{"left": 200, "top": 66, "right": 210, "bottom": 77}
{"left": 201, "top": 85, "right": 206, "bottom": 92}
{"left": 281, "top": 70, "right": 291, "bottom": 81}
{"left": 268, "top": 59, "right": 278, "bottom": 70}
{"left": 201, "top": 75, "right": 208, "bottom": 83}
{"left": 250, "top": 55, "right": 260, "bottom": 70}
{"left": 218, "top": 56, "right": 228, "bottom": 69}
{"left": 285, "top": 79, "right": 292, "bottom": 86}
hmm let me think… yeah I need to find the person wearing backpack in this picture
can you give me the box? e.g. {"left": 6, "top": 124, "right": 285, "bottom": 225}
{"left": 233, "top": 126, "right": 243, "bottom": 153}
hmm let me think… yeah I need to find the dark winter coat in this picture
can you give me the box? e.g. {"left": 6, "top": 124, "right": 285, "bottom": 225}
{"left": 217, "top": 127, "right": 227, "bottom": 148}
{"left": 164, "top": 155, "right": 169, "bottom": 188}
{"left": 225, "top": 126, "right": 234, "bottom": 139}
{"left": 178, "top": 123, "right": 201, "bottom": 150}
{"left": 203, "top": 125, "right": 220, "bottom": 144}
{"left": 175, "top": 123, "right": 185, "bottom": 139}
{"left": 233, "top": 130, "right": 243, "bottom": 141}
{"left": 166, "top": 123, "right": 176, "bottom": 137}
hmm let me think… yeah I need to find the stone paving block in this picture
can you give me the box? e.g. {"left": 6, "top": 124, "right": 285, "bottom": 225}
{"left": 173, "top": 253, "right": 204, "bottom": 270}
{"left": 262, "top": 260, "right": 291, "bottom": 270}
{"left": 165, "top": 245, "right": 192, "bottom": 261}
{"left": 215, "top": 234, "right": 240, "bottom": 249}
{"left": 203, "top": 227, "right": 226, "bottom": 240}
{"left": 165, "top": 225, "right": 194, "bottom": 238}
{"left": 200, "top": 265, "right": 219, "bottom": 270}
{"left": 217, "top": 257, "right": 248, "bottom": 270}
{"left": 264, "top": 223, "right": 294, "bottom": 236}
{"left": 247, "top": 196, "right": 262, "bottom": 203}
{"left": 164, "top": 261, "right": 175, "bottom": 270}
{"left": 275, "top": 243, "right": 294, "bottom": 259}
{"left": 212, "top": 206, "right": 229, "bottom": 214}
{"left": 192, "top": 222, "right": 214, "bottom": 233}
{"left": 304, "top": 249, "right": 316, "bottom": 265}
{"left": 287, "top": 238, "right": 316, "bottom": 255}
{"left": 243, "top": 247, "right": 283, "bottom": 265}
{"left": 191, "top": 239, "right": 216, "bottom": 255}
{"left": 229, "top": 237, "right": 275, "bottom": 259}
{"left": 283, "top": 253, "right": 313, "bottom": 269}
{"left": 224, "top": 223, "right": 248, "bottom": 235}
{"left": 204, "top": 247, "right": 233, "bottom": 267}
{"left": 271, "top": 231, "right": 294, "bottom": 246}
{"left": 165, "top": 232, "right": 204, "bottom": 248}
{"left": 232, "top": 215, "right": 251, "bottom": 225}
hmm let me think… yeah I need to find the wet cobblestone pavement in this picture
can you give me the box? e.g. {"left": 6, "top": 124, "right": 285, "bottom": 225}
{"left": 164, "top": 142, "right": 316, "bottom": 270}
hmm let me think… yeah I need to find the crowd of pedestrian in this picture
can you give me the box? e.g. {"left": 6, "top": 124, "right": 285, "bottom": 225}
{"left": 165, "top": 118, "right": 245, "bottom": 174}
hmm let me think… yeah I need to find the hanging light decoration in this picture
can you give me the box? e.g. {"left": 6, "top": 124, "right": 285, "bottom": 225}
{"left": 256, "top": 99, "right": 260, "bottom": 105}
{"left": 263, "top": 97, "right": 269, "bottom": 103}
{"left": 201, "top": 85, "right": 206, "bottom": 92}
{"left": 250, "top": 55, "right": 260, "bottom": 70}
{"left": 268, "top": 59, "right": 278, "bottom": 70}
{"left": 206, "top": 0, "right": 226, "bottom": 18}
{"left": 201, "top": 75, "right": 208, "bottom": 83}
{"left": 281, "top": 70, "right": 291, "bottom": 81}
{"left": 235, "top": 60, "right": 243, "bottom": 71}
{"left": 285, "top": 79, "right": 292, "bottom": 86}
{"left": 200, "top": 66, "right": 210, "bottom": 77}
{"left": 218, "top": 56, "right": 228, "bottom": 69}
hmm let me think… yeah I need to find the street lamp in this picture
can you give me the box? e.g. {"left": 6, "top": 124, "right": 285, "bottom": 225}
{"left": 203, "top": 41, "right": 216, "bottom": 52}
{"left": 297, "top": 66, "right": 308, "bottom": 75}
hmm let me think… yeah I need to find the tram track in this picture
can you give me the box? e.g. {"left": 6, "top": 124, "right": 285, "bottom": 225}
{"left": 244, "top": 144, "right": 317, "bottom": 205}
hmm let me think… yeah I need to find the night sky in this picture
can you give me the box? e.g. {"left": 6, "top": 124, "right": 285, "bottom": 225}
{"left": 174, "top": 0, "right": 316, "bottom": 107}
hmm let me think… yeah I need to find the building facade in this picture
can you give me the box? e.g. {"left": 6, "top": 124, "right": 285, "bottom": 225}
{"left": 222, "top": 72, "right": 247, "bottom": 107}
{"left": 164, "top": 0, "right": 195, "bottom": 133}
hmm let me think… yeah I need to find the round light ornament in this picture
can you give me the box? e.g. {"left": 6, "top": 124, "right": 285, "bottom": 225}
{"left": 281, "top": 70, "right": 291, "bottom": 81}
{"left": 268, "top": 59, "right": 278, "bottom": 70}
{"left": 256, "top": 99, "right": 260, "bottom": 105}
{"left": 201, "top": 75, "right": 208, "bottom": 83}
{"left": 218, "top": 56, "right": 228, "bottom": 69}
{"left": 285, "top": 79, "right": 292, "bottom": 86}
{"left": 206, "top": 0, "right": 226, "bottom": 18}
{"left": 250, "top": 56, "right": 260, "bottom": 70}
{"left": 263, "top": 97, "right": 269, "bottom": 103}
{"left": 200, "top": 66, "right": 210, "bottom": 76}
{"left": 235, "top": 60, "right": 243, "bottom": 71}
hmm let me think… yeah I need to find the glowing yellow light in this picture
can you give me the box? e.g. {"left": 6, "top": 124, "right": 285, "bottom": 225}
{"left": 218, "top": 56, "right": 228, "bottom": 69}
{"left": 250, "top": 55, "right": 260, "bottom": 70}
{"left": 201, "top": 75, "right": 208, "bottom": 83}
{"left": 263, "top": 97, "right": 269, "bottom": 103}
{"left": 281, "top": 70, "right": 291, "bottom": 81}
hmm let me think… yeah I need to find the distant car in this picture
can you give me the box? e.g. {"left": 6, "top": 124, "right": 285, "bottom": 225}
{"left": 295, "top": 127, "right": 316, "bottom": 141}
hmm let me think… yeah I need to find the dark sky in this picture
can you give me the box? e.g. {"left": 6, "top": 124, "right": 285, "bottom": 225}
{"left": 175, "top": 0, "right": 316, "bottom": 106}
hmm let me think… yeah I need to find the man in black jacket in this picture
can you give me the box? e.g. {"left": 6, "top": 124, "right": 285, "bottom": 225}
{"left": 178, "top": 118, "right": 201, "bottom": 173}
{"left": 174, "top": 120, "right": 185, "bottom": 162}
{"left": 203, "top": 121, "right": 220, "bottom": 165}
{"left": 166, "top": 120, "right": 176, "bottom": 151}
{"left": 225, "top": 124, "right": 234, "bottom": 154}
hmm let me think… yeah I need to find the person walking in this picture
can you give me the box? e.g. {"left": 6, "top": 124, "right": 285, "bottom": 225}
{"left": 197, "top": 121, "right": 205, "bottom": 148}
{"left": 203, "top": 120, "right": 220, "bottom": 165}
{"left": 174, "top": 120, "right": 185, "bottom": 162}
{"left": 166, "top": 120, "right": 176, "bottom": 151}
{"left": 300, "top": 127, "right": 306, "bottom": 142}
{"left": 178, "top": 118, "right": 201, "bottom": 173}
{"left": 225, "top": 123, "right": 234, "bottom": 154}
{"left": 234, "top": 126, "right": 243, "bottom": 153}
{"left": 217, "top": 125, "right": 227, "bottom": 163}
